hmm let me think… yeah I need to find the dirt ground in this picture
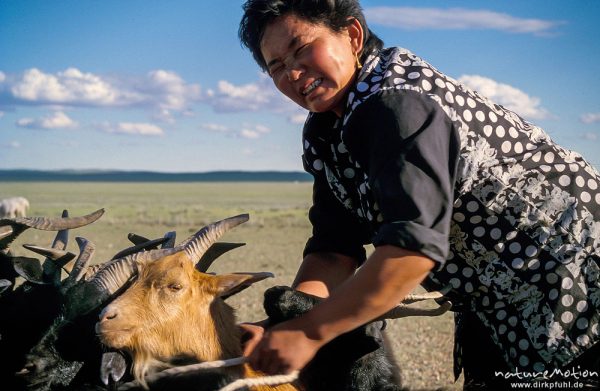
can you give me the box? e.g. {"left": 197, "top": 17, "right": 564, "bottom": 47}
{"left": 4, "top": 181, "right": 463, "bottom": 390}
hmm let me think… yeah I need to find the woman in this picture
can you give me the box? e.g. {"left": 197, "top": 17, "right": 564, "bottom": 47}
{"left": 238, "top": 0, "right": 600, "bottom": 389}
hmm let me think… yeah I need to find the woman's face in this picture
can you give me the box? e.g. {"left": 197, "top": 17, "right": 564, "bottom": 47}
{"left": 260, "top": 13, "right": 363, "bottom": 116}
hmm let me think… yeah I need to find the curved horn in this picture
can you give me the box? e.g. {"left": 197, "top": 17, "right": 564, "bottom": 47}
{"left": 195, "top": 242, "right": 246, "bottom": 273}
{"left": 22, "top": 245, "right": 76, "bottom": 265}
{"left": 0, "top": 278, "right": 12, "bottom": 294}
{"left": 5, "top": 208, "right": 104, "bottom": 231}
{"left": 61, "top": 237, "right": 96, "bottom": 292}
{"left": 0, "top": 227, "right": 12, "bottom": 241}
{"left": 64, "top": 248, "right": 177, "bottom": 318}
{"left": 127, "top": 233, "right": 151, "bottom": 246}
{"left": 377, "top": 286, "right": 453, "bottom": 320}
{"left": 0, "top": 209, "right": 104, "bottom": 251}
{"left": 378, "top": 300, "right": 452, "bottom": 319}
{"left": 110, "top": 237, "right": 169, "bottom": 260}
{"left": 13, "top": 256, "right": 44, "bottom": 284}
{"left": 180, "top": 214, "right": 249, "bottom": 267}
{"left": 51, "top": 209, "right": 70, "bottom": 249}
{"left": 161, "top": 231, "right": 176, "bottom": 249}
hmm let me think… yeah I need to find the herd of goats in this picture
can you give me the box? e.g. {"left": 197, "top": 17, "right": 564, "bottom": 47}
{"left": 0, "top": 206, "right": 451, "bottom": 391}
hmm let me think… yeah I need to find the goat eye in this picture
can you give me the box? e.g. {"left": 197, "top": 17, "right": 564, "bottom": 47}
{"left": 168, "top": 283, "right": 183, "bottom": 292}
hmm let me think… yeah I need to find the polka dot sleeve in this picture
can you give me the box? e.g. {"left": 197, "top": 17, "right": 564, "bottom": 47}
{"left": 344, "top": 90, "right": 461, "bottom": 267}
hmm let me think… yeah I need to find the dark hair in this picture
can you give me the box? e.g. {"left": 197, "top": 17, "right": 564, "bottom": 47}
{"left": 239, "top": 0, "right": 384, "bottom": 72}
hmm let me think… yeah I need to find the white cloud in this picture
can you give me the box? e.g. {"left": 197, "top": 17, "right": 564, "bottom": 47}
{"left": 288, "top": 112, "right": 308, "bottom": 124}
{"left": 581, "top": 113, "right": 600, "bottom": 124}
{"left": 458, "top": 75, "right": 550, "bottom": 120}
{"left": 0, "top": 111, "right": 4, "bottom": 119}
{"left": 11, "top": 68, "right": 127, "bottom": 105}
{"left": 240, "top": 129, "right": 261, "bottom": 139}
{"left": 109, "top": 122, "right": 164, "bottom": 136}
{"left": 364, "top": 7, "right": 565, "bottom": 36}
{"left": 201, "top": 123, "right": 230, "bottom": 133}
{"left": 239, "top": 124, "right": 271, "bottom": 139}
{"left": 2, "top": 68, "right": 308, "bottom": 127}
{"left": 205, "top": 74, "right": 299, "bottom": 115}
{"left": 3, "top": 68, "right": 201, "bottom": 121}
{"left": 0, "top": 71, "right": 5, "bottom": 83}
{"left": 209, "top": 79, "right": 273, "bottom": 112}
{"left": 582, "top": 132, "right": 598, "bottom": 141}
{"left": 16, "top": 111, "right": 78, "bottom": 129}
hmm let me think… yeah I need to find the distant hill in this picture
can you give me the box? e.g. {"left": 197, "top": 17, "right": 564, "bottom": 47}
{"left": 0, "top": 169, "right": 312, "bottom": 182}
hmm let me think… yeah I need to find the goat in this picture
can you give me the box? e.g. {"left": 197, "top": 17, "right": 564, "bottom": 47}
{"left": 0, "top": 196, "right": 30, "bottom": 218}
{"left": 18, "top": 216, "right": 254, "bottom": 391}
{"left": 96, "top": 214, "right": 298, "bottom": 390}
{"left": 8, "top": 212, "right": 450, "bottom": 391}
{"left": 0, "top": 209, "right": 105, "bottom": 389}
{"left": 13, "top": 228, "right": 181, "bottom": 390}
{"left": 96, "top": 214, "right": 452, "bottom": 391}
{"left": 263, "top": 285, "right": 406, "bottom": 391}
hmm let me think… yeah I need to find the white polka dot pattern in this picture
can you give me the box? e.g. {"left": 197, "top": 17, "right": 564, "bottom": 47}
{"left": 301, "top": 46, "right": 600, "bottom": 374}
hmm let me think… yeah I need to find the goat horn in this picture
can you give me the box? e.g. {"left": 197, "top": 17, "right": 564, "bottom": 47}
{"left": 0, "top": 227, "right": 12, "bottom": 241}
{"left": 64, "top": 215, "right": 248, "bottom": 317}
{"left": 179, "top": 214, "right": 249, "bottom": 268}
{"left": 22, "top": 245, "right": 76, "bottom": 284}
{"left": 51, "top": 210, "right": 70, "bottom": 249}
{"left": 161, "top": 231, "right": 176, "bottom": 249}
{"left": 42, "top": 210, "right": 71, "bottom": 285}
{"left": 127, "top": 233, "right": 151, "bottom": 245}
{"left": 110, "top": 236, "right": 169, "bottom": 260}
{"left": 195, "top": 242, "right": 246, "bottom": 273}
{"left": 402, "top": 291, "right": 445, "bottom": 304}
{"left": 378, "top": 286, "right": 453, "bottom": 320}
{"left": 22, "top": 245, "right": 74, "bottom": 262}
{"left": 0, "top": 208, "right": 105, "bottom": 251}
{"left": 12, "top": 256, "right": 45, "bottom": 284}
{"left": 378, "top": 300, "right": 452, "bottom": 319}
{"left": 0, "top": 278, "right": 11, "bottom": 294}
{"left": 100, "top": 351, "right": 127, "bottom": 386}
{"left": 61, "top": 237, "right": 96, "bottom": 293}
{"left": 3, "top": 208, "right": 104, "bottom": 230}
{"left": 67, "top": 248, "right": 178, "bottom": 317}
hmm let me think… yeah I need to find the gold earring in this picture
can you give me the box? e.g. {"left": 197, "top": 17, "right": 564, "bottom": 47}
{"left": 355, "top": 52, "right": 362, "bottom": 69}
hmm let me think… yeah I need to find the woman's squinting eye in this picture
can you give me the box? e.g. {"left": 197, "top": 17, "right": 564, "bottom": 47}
{"left": 268, "top": 43, "right": 310, "bottom": 78}
{"left": 269, "top": 64, "right": 284, "bottom": 77}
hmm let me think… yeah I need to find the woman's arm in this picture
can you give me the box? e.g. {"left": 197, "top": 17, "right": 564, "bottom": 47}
{"left": 247, "top": 244, "right": 435, "bottom": 374}
{"left": 292, "top": 252, "right": 359, "bottom": 298}
{"left": 239, "top": 251, "right": 358, "bottom": 353}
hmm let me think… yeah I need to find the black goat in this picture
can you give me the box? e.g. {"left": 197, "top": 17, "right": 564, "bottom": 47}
{"left": 0, "top": 210, "right": 105, "bottom": 390}
{"left": 263, "top": 285, "right": 407, "bottom": 391}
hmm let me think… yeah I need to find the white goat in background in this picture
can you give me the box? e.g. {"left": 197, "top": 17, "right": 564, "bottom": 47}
{"left": 0, "top": 197, "right": 30, "bottom": 218}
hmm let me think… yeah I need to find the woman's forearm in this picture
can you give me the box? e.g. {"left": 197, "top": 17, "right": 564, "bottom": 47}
{"left": 294, "top": 245, "right": 435, "bottom": 344}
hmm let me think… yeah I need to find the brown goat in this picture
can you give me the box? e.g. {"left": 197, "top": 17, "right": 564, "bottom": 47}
{"left": 96, "top": 217, "right": 298, "bottom": 390}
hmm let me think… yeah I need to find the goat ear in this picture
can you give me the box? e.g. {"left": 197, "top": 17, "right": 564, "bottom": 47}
{"left": 214, "top": 272, "right": 274, "bottom": 299}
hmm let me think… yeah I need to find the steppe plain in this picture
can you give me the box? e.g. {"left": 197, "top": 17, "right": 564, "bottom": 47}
{"left": 2, "top": 182, "right": 460, "bottom": 390}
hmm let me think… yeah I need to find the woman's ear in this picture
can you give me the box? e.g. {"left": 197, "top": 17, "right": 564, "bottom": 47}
{"left": 347, "top": 17, "right": 364, "bottom": 55}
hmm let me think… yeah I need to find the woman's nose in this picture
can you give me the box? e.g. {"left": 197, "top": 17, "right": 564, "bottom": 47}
{"left": 286, "top": 67, "right": 302, "bottom": 82}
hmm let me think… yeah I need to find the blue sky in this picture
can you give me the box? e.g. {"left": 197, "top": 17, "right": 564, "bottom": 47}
{"left": 1, "top": 0, "right": 599, "bottom": 172}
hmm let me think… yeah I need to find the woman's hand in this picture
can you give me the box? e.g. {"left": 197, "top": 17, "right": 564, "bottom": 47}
{"left": 245, "top": 318, "right": 325, "bottom": 375}
{"left": 244, "top": 246, "right": 435, "bottom": 376}
{"left": 239, "top": 319, "right": 269, "bottom": 357}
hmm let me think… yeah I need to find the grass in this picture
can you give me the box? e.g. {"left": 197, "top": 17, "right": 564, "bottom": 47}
{"left": 1, "top": 181, "right": 461, "bottom": 390}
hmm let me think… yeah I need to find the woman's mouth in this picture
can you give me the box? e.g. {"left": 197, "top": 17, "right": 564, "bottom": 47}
{"left": 302, "top": 78, "right": 323, "bottom": 96}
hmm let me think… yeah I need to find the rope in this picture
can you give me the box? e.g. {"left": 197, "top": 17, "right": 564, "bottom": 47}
{"left": 218, "top": 370, "right": 299, "bottom": 391}
{"left": 117, "top": 356, "right": 298, "bottom": 391}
